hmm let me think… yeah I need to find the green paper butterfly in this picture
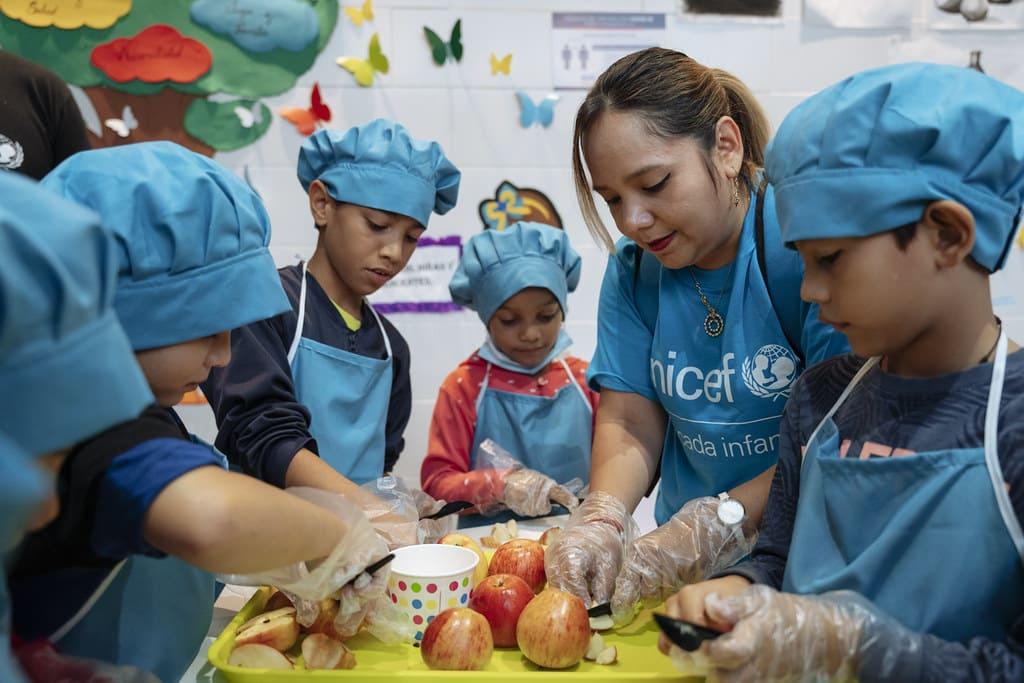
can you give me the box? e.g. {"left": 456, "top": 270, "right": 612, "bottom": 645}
{"left": 424, "top": 19, "right": 463, "bottom": 66}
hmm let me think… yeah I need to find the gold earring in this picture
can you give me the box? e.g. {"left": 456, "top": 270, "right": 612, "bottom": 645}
{"left": 731, "top": 178, "right": 740, "bottom": 208}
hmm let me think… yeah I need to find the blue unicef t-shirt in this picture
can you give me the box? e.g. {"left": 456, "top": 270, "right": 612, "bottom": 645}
{"left": 587, "top": 184, "right": 848, "bottom": 525}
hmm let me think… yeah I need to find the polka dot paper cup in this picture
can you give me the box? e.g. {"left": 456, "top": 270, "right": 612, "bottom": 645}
{"left": 387, "top": 543, "right": 479, "bottom": 643}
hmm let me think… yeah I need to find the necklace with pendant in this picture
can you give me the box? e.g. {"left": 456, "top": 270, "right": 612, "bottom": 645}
{"left": 688, "top": 262, "right": 734, "bottom": 338}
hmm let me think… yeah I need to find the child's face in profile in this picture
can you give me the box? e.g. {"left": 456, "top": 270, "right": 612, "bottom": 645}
{"left": 135, "top": 332, "right": 231, "bottom": 406}
{"left": 487, "top": 287, "right": 564, "bottom": 370}
{"left": 319, "top": 198, "right": 424, "bottom": 300}
{"left": 796, "top": 228, "right": 936, "bottom": 359}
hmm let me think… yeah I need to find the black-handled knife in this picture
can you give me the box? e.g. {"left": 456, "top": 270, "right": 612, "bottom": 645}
{"left": 342, "top": 553, "right": 395, "bottom": 588}
{"left": 421, "top": 500, "right": 475, "bottom": 520}
{"left": 652, "top": 613, "right": 724, "bottom": 652}
{"left": 588, "top": 602, "right": 612, "bottom": 618}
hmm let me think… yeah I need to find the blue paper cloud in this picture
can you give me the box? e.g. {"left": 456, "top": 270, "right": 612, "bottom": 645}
{"left": 190, "top": 0, "right": 319, "bottom": 53}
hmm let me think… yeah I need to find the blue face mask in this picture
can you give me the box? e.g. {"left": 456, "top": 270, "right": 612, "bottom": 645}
{"left": 478, "top": 329, "right": 573, "bottom": 375}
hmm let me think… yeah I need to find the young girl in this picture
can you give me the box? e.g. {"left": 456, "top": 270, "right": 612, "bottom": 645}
{"left": 203, "top": 119, "right": 461, "bottom": 493}
{"left": 421, "top": 221, "right": 599, "bottom": 522}
{"left": 11, "top": 142, "right": 389, "bottom": 683}
{"left": 665, "top": 63, "right": 1024, "bottom": 682}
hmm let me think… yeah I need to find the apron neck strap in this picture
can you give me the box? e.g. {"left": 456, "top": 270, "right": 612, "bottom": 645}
{"left": 287, "top": 262, "right": 310, "bottom": 364}
{"left": 982, "top": 332, "right": 1024, "bottom": 563}
{"left": 802, "top": 356, "right": 879, "bottom": 456}
{"left": 558, "top": 357, "right": 593, "bottom": 416}
{"left": 287, "top": 261, "right": 393, "bottom": 363}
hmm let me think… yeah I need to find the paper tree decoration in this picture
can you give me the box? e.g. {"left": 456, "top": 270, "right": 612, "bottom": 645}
{"left": 0, "top": 0, "right": 338, "bottom": 154}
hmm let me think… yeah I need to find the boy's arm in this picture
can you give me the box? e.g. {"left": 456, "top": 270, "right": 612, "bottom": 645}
{"left": 383, "top": 327, "right": 412, "bottom": 474}
{"left": 201, "top": 316, "right": 317, "bottom": 488}
{"left": 715, "top": 383, "right": 805, "bottom": 588}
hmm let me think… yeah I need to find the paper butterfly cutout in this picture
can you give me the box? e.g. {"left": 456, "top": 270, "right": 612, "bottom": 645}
{"left": 344, "top": 0, "right": 374, "bottom": 26}
{"left": 424, "top": 19, "right": 462, "bottom": 66}
{"left": 337, "top": 33, "right": 389, "bottom": 87}
{"left": 234, "top": 102, "right": 264, "bottom": 129}
{"left": 279, "top": 82, "right": 331, "bottom": 136}
{"left": 104, "top": 105, "right": 138, "bottom": 138}
{"left": 515, "top": 92, "right": 559, "bottom": 129}
{"left": 490, "top": 52, "right": 511, "bottom": 76}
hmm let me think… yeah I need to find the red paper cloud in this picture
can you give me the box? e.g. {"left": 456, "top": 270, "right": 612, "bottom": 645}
{"left": 91, "top": 24, "right": 213, "bottom": 84}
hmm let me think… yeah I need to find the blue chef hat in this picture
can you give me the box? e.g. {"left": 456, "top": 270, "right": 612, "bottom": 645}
{"left": 767, "top": 62, "right": 1024, "bottom": 272}
{"left": 449, "top": 222, "right": 582, "bottom": 325}
{"left": 42, "top": 142, "right": 291, "bottom": 350}
{"left": 297, "top": 118, "right": 461, "bottom": 229}
{"left": 0, "top": 172, "right": 153, "bottom": 454}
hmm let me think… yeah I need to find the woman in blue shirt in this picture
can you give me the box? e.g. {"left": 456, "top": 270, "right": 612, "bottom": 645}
{"left": 545, "top": 47, "right": 848, "bottom": 625}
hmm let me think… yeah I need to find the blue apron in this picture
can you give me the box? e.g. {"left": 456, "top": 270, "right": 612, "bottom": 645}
{"left": 53, "top": 437, "right": 226, "bottom": 682}
{"left": 1, "top": 437, "right": 47, "bottom": 683}
{"left": 459, "top": 356, "right": 593, "bottom": 528}
{"left": 287, "top": 262, "right": 393, "bottom": 485}
{"left": 783, "top": 333, "right": 1024, "bottom": 642}
{"left": 652, "top": 187, "right": 799, "bottom": 524}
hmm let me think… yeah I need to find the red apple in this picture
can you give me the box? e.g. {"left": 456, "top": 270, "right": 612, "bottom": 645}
{"left": 516, "top": 589, "right": 591, "bottom": 669}
{"left": 420, "top": 608, "right": 493, "bottom": 671}
{"left": 488, "top": 539, "right": 546, "bottom": 593}
{"left": 469, "top": 574, "right": 534, "bottom": 647}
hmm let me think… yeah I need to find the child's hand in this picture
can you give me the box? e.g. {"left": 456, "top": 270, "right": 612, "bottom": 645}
{"left": 502, "top": 468, "right": 578, "bottom": 517}
{"left": 685, "top": 586, "right": 921, "bottom": 683}
{"left": 657, "top": 575, "right": 748, "bottom": 655}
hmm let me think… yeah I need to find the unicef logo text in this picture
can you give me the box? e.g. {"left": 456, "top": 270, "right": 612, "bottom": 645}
{"left": 742, "top": 344, "right": 798, "bottom": 401}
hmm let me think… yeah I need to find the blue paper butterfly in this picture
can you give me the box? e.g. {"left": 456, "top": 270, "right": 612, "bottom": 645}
{"left": 515, "top": 91, "right": 559, "bottom": 129}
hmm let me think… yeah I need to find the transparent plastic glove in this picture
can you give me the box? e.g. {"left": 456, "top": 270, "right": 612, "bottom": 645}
{"left": 16, "top": 640, "right": 160, "bottom": 683}
{"left": 698, "top": 586, "right": 923, "bottom": 683}
{"left": 332, "top": 566, "right": 391, "bottom": 638}
{"left": 218, "top": 487, "right": 388, "bottom": 602}
{"left": 474, "top": 439, "right": 583, "bottom": 517}
{"left": 359, "top": 476, "right": 421, "bottom": 550}
{"left": 362, "top": 592, "right": 418, "bottom": 644}
{"left": 611, "top": 496, "right": 756, "bottom": 625}
{"left": 544, "top": 490, "right": 639, "bottom": 607}
{"left": 502, "top": 468, "right": 580, "bottom": 517}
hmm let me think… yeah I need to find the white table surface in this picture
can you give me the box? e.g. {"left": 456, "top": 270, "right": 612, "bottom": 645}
{"left": 178, "top": 498, "right": 659, "bottom": 682}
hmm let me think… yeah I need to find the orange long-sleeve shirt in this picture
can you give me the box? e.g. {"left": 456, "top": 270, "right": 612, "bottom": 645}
{"left": 420, "top": 351, "right": 600, "bottom": 506}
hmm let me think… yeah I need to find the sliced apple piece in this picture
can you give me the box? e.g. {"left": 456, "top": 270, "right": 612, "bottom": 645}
{"left": 265, "top": 590, "right": 293, "bottom": 612}
{"left": 595, "top": 645, "right": 618, "bottom": 665}
{"left": 480, "top": 535, "right": 500, "bottom": 549}
{"left": 236, "top": 608, "right": 300, "bottom": 652}
{"left": 237, "top": 607, "right": 296, "bottom": 635}
{"left": 584, "top": 632, "right": 605, "bottom": 661}
{"left": 228, "top": 644, "right": 293, "bottom": 670}
{"left": 507, "top": 519, "right": 518, "bottom": 538}
{"left": 589, "top": 615, "right": 614, "bottom": 631}
{"left": 539, "top": 526, "right": 561, "bottom": 546}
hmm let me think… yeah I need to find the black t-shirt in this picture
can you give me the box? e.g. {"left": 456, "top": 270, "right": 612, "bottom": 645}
{"left": 0, "top": 51, "right": 90, "bottom": 180}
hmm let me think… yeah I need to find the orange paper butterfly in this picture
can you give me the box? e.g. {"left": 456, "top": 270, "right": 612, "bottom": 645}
{"left": 279, "top": 82, "right": 332, "bottom": 136}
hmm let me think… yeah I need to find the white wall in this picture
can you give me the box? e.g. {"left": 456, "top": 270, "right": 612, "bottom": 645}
{"left": 179, "top": 0, "right": 1024, "bottom": 497}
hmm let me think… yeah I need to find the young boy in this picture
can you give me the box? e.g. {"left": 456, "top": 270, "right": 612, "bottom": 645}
{"left": 203, "top": 119, "right": 460, "bottom": 491}
{"left": 662, "top": 63, "right": 1024, "bottom": 681}
{"left": 421, "top": 222, "right": 598, "bottom": 521}
{"left": 11, "top": 142, "right": 390, "bottom": 683}
{"left": 0, "top": 171, "right": 154, "bottom": 683}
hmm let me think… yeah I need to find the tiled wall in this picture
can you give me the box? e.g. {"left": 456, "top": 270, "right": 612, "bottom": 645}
{"left": 179, "top": 0, "right": 1024, "bottom": 497}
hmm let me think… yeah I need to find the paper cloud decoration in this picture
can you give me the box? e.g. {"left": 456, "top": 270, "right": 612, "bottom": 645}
{"left": 190, "top": 0, "right": 319, "bottom": 53}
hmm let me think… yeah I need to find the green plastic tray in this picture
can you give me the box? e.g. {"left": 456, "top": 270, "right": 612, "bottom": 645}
{"left": 209, "top": 587, "right": 700, "bottom": 681}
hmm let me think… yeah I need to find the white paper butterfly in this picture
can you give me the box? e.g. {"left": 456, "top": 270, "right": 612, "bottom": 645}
{"left": 234, "top": 103, "right": 264, "bottom": 129}
{"left": 104, "top": 105, "right": 139, "bottom": 138}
